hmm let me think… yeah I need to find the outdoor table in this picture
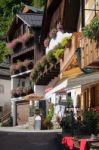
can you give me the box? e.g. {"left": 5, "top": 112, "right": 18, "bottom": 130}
{"left": 89, "top": 141, "right": 99, "bottom": 150}
{"left": 78, "top": 138, "right": 99, "bottom": 150}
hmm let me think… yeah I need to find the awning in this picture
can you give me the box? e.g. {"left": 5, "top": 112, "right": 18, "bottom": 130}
{"left": 24, "top": 93, "right": 43, "bottom": 101}
{"left": 67, "top": 72, "right": 99, "bottom": 89}
{"left": 45, "top": 72, "right": 99, "bottom": 98}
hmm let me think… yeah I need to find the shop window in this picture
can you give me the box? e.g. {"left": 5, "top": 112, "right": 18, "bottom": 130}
{"left": 82, "top": 0, "right": 99, "bottom": 27}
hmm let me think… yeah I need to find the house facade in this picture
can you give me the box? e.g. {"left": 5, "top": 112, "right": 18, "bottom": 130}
{"left": 0, "top": 62, "right": 11, "bottom": 114}
{"left": 30, "top": 0, "right": 99, "bottom": 122}
{"left": 7, "top": 5, "right": 44, "bottom": 126}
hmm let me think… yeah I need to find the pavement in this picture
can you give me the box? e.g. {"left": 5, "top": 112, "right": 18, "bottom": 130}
{"left": 0, "top": 127, "right": 62, "bottom": 150}
{"left": 0, "top": 126, "right": 62, "bottom": 132}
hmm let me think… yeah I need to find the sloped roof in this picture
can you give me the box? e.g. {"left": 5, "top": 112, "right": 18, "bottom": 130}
{"left": 0, "top": 68, "right": 10, "bottom": 77}
{"left": 67, "top": 72, "right": 99, "bottom": 89}
{"left": 0, "top": 62, "right": 10, "bottom": 69}
{"left": 16, "top": 13, "right": 43, "bottom": 27}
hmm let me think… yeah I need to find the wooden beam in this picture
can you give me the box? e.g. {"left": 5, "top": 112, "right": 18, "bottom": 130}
{"left": 60, "top": 67, "right": 82, "bottom": 79}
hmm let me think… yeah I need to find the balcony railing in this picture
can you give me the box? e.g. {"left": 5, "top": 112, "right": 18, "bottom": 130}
{"left": 7, "top": 34, "right": 34, "bottom": 56}
{"left": 10, "top": 59, "right": 34, "bottom": 75}
{"left": 35, "top": 61, "right": 60, "bottom": 85}
{"left": 81, "top": 37, "right": 99, "bottom": 68}
{"left": 30, "top": 33, "right": 80, "bottom": 85}
{"left": 11, "top": 86, "right": 34, "bottom": 98}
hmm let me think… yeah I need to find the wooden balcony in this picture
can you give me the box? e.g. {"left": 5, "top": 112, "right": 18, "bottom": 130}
{"left": 81, "top": 37, "right": 99, "bottom": 68}
{"left": 35, "top": 62, "right": 60, "bottom": 85}
{"left": 60, "top": 32, "right": 80, "bottom": 72}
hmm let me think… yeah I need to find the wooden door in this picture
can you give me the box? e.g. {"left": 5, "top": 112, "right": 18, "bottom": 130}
{"left": 17, "top": 102, "right": 29, "bottom": 125}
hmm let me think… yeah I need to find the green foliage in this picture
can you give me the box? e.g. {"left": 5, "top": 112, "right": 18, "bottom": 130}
{"left": 32, "top": 0, "right": 45, "bottom": 8}
{"left": 36, "top": 61, "right": 44, "bottom": 72}
{"left": 31, "top": 68, "right": 38, "bottom": 81}
{"left": 60, "top": 36, "right": 72, "bottom": 48}
{"left": 83, "top": 16, "right": 99, "bottom": 39}
{"left": 47, "top": 103, "right": 54, "bottom": 121}
{"left": 66, "top": 96, "right": 73, "bottom": 107}
{"left": 0, "top": 0, "right": 45, "bottom": 62}
{"left": 47, "top": 51, "right": 57, "bottom": 63}
{"left": 0, "top": 41, "right": 11, "bottom": 62}
{"left": 82, "top": 111, "right": 99, "bottom": 134}
{"left": 54, "top": 48, "right": 64, "bottom": 60}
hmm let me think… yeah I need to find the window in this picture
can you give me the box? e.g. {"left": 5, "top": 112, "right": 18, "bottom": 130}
{"left": 67, "top": 92, "right": 71, "bottom": 97}
{"left": 82, "top": 0, "right": 99, "bottom": 26}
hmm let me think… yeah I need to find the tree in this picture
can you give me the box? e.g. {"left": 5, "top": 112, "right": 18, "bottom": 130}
{"left": 0, "top": 41, "right": 11, "bottom": 62}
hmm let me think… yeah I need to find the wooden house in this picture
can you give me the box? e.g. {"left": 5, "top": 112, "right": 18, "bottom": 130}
{"left": 31, "top": 0, "right": 99, "bottom": 118}
{"left": 7, "top": 7, "right": 43, "bottom": 126}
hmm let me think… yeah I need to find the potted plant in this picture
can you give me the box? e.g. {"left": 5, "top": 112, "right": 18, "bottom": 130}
{"left": 83, "top": 16, "right": 99, "bottom": 40}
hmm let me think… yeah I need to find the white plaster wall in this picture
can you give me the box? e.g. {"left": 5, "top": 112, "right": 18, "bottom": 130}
{"left": 0, "top": 79, "right": 11, "bottom": 107}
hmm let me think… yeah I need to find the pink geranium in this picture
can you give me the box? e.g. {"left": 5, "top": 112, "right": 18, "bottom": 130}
{"left": 18, "top": 33, "right": 34, "bottom": 43}
{"left": 6, "top": 39, "right": 17, "bottom": 49}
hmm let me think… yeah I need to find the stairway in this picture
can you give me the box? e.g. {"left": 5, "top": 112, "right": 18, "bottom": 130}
{"left": 0, "top": 110, "right": 11, "bottom": 126}
{"left": 0, "top": 131, "right": 62, "bottom": 150}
